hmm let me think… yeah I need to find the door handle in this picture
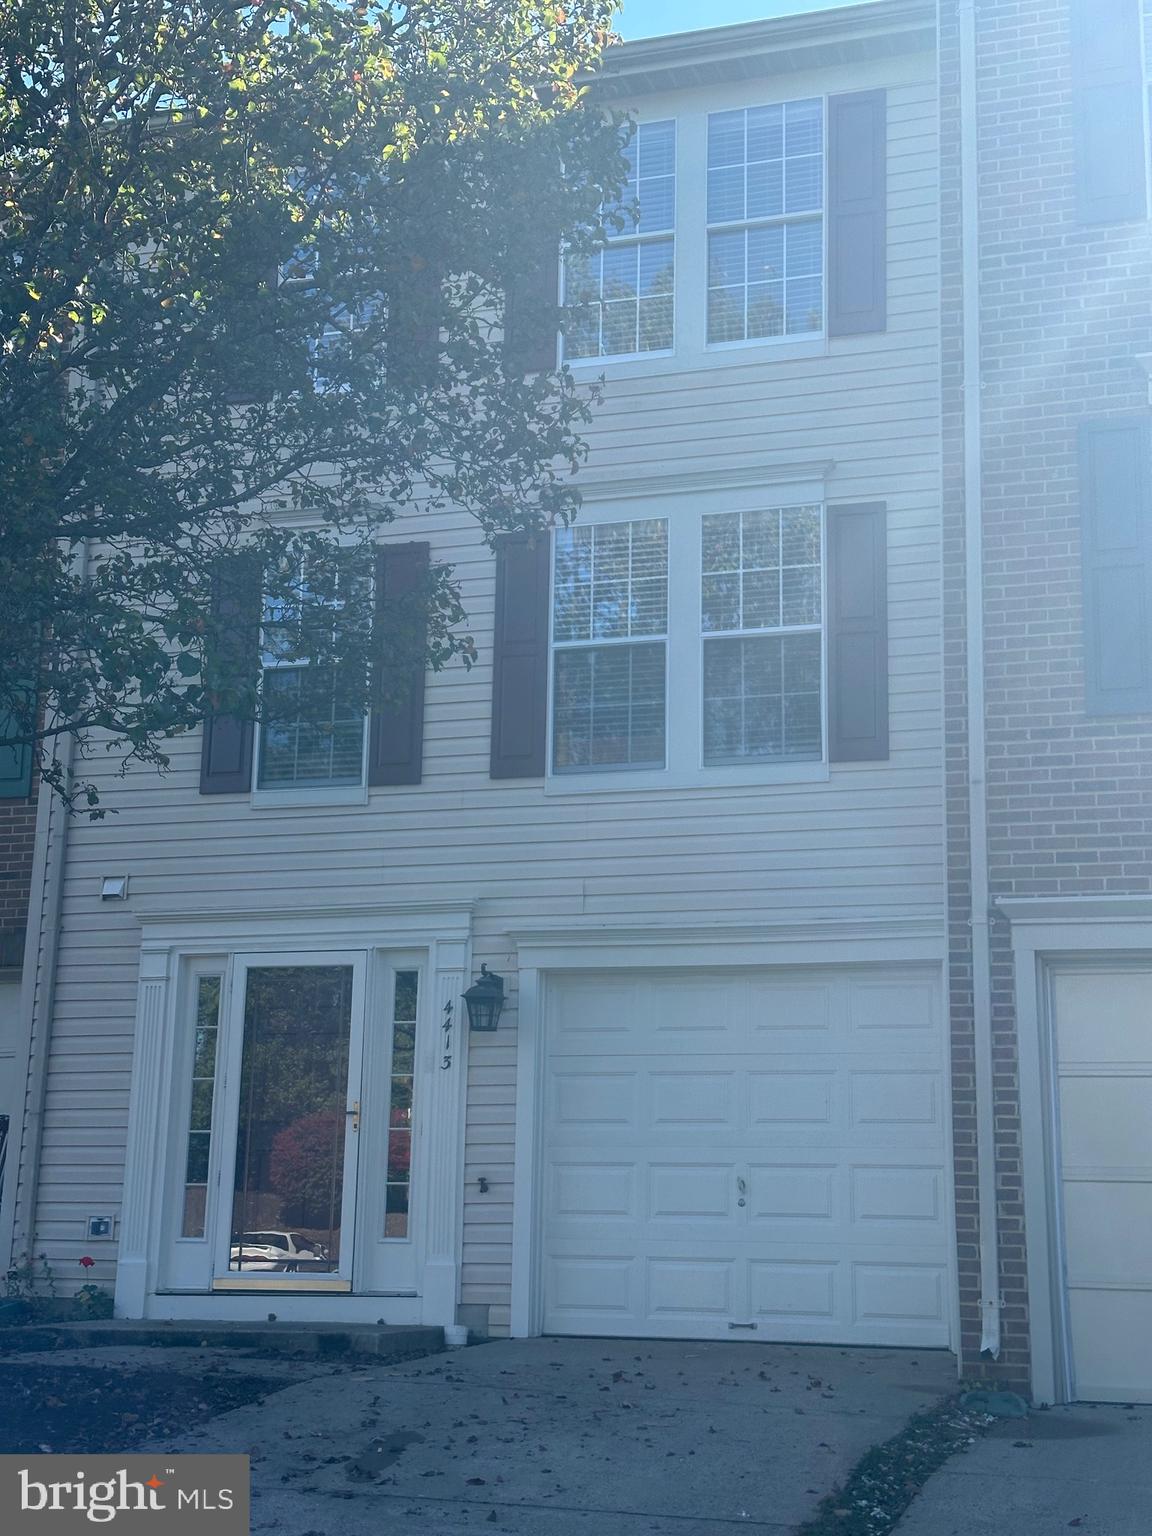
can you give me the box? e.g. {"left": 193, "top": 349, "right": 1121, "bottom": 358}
{"left": 737, "top": 1177, "right": 746, "bottom": 1193}
{"left": 347, "top": 1100, "right": 360, "bottom": 1133}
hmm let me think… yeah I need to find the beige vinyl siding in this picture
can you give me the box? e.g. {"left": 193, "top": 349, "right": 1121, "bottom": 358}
{"left": 28, "top": 61, "right": 940, "bottom": 1331}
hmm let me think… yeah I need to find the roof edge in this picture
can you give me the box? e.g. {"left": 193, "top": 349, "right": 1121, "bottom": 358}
{"left": 590, "top": 0, "right": 935, "bottom": 97}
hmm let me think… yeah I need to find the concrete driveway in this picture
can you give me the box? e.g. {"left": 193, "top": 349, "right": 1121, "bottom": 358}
{"left": 154, "top": 1335, "right": 955, "bottom": 1535}
{"left": 895, "top": 1401, "right": 1152, "bottom": 1536}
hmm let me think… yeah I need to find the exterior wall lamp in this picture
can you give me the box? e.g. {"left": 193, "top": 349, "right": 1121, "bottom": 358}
{"left": 463, "top": 965, "right": 505, "bottom": 1032}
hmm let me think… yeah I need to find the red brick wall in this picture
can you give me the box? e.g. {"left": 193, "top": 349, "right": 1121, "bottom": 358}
{"left": 941, "top": 0, "right": 1152, "bottom": 1391}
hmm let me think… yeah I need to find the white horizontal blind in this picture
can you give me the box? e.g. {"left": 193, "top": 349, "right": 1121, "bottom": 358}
{"left": 565, "top": 121, "right": 676, "bottom": 360}
{"left": 552, "top": 519, "right": 668, "bottom": 770}
{"left": 258, "top": 558, "right": 367, "bottom": 788}
{"left": 707, "top": 100, "right": 824, "bottom": 343}
{"left": 702, "top": 507, "right": 823, "bottom": 763}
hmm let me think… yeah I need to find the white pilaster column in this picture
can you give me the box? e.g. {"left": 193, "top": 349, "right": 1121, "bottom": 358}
{"left": 420, "top": 940, "right": 468, "bottom": 1325}
{"left": 115, "top": 948, "right": 174, "bottom": 1318}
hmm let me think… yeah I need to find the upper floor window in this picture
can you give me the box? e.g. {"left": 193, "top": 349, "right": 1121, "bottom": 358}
{"left": 563, "top": 121, "right": 676, "bottom": 361}
{"left": 701, "top": 507, "right": 823, "bottom": 763}
{"left": 706, "top": 100, "right": 824, "bottom": 344}
{"left": 257, "top": 558, "right": 367, "bottom": 789}
{"left": 551, "top": 519, "right": 668, "bottom": 770}
{"left": 548, "top": 506, "right": 826, "bottom": 782}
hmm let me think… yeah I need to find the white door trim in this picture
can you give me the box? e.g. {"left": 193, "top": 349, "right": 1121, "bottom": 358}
{"left": 509, "top": 918, "right": 948, "bottom": 1340}
{"left": 999, "top": 895, "right": 1152, "bottom": 1406}
{"left": 117, "top": 901, "right": 472, "bottom": 1324}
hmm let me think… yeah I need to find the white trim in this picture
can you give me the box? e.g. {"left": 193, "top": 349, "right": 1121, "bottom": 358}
{"left": 575, "top": 461, "right": 835, "bottom": 503}
{"left": 508, "top": 929, "right": 949, "bottom": 1341}
{"left": 1000, "top": 895, "right": 1152, "bottom": 1404}
{"left": 545, "top": 487, "right": 833, "bottom": 793}
{"left": 116, "top": 902, "right": 472, "bottom": 1326}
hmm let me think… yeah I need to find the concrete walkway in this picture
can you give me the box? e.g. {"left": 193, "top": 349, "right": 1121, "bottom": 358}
{"left": 896, "top": 1402, "right": 1152, "bottom": 1536}
{"left": 138, "top": 1335, "right": 953, "bottom": 1535}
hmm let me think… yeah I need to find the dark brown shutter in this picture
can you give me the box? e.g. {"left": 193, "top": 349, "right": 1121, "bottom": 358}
{"left": 827, "top": 503, "right": 889, "bottom": 762}
{"left": 504, "top": 238, "right": 561, "bottom": 376}
{"left": 827, "top": 90, "right": 888, "bottom": 338}
{"left": 490, "top": 533, "right": 550, "bottom": 778}
{"left": 368, "top": 542, "right": 429, "bottom": 786}
{"left": 1071, "top": 0, "right": 1148, "bottom": 226}
{"left": 1080, "top": 418, "right": 1152, "bottom": 716}
{"left": 199, "top": 551, "right": 261, "bottom": 794}
{"left": 385, "top": 251, "right": 441, "bottom": 384}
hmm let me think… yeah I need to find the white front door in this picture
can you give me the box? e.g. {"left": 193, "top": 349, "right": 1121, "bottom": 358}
{"left": 212, "top": 954, "right": 367, "bottom": 1291}
{"left": 1052, "top": 966, "right": 1152, "bottom": 1403}
{"left": 541, "top": 966, "right": 950, "bottom": 1346}
{"left": 160, "top": 951, "right": 430, "bottom": 1298}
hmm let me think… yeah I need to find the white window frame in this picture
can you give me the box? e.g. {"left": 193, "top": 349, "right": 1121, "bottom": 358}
{"left": 544, "top": 483, "right": 831, "bottom": 796}
{"left": 251, "top": 543, "right": 371, "bottom": 808}
{"left": 562, "top": 117, "right": 677, "bottom": 367}
{"left": 698, "top": 505, "right": 826, "bottom": 768}
{"left": 549, "top": 517, "right": 670, "bottom": 777}
{"left": 704, "top": 95, "right": 828, "bottom": 353}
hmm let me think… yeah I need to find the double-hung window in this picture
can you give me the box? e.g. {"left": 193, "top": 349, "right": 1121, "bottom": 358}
{"left": 257, "top": 558, "right": 367, "bottom": 790}
{"left": 564, "top": 121, "right": 676, "bottom": 361}
{"left": 701, "top": 507, "right": 823, "bottom": 763}
{"left": 547, "top": 503, "right": 827, "bottom": 784}
{"left": 551, "top": 519, "right": 668, "bottom": 771}
{"left": 706, "top": 100, "right": 825, "bottom": 344}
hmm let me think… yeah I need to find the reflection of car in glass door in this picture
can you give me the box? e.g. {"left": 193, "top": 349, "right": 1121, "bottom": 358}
{"left": 229, "top": 1231, "right": 333, "bottom": 1272}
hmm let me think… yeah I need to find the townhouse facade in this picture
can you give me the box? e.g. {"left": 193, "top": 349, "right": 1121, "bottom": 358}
{"left": 941, "top": 0, "right": 1152, "bottom": 1405}
{"left": 1, "top": 0, "right": 1148, "bottom": 1406}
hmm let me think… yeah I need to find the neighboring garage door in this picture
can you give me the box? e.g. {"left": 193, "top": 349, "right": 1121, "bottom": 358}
{"left": 541, "top": 966, "right": 950, "bottom": 1346}
{"left": 1052, "top": 968, "right": 1152, "bottom": 1403}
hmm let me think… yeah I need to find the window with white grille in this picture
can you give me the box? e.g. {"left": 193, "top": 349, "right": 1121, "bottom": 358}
{"left": 551, "top": 519, "right": 668, "bottom": 770}
{"left": 564, "top": 121, "right": 676, "bottom": 361}
{"left": 701, "top": 507, "right": 823, "bottom": 763}
{"left": 706, "top": 100, "right": 824, "bottom": 344}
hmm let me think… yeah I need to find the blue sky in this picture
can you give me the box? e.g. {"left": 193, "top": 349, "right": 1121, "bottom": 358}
{"left": 615, "top": 0, "right": 881, "bottom": 41}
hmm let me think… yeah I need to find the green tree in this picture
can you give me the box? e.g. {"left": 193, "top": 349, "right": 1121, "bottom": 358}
{"left": 0, "top": 0, "right": 627, "bottom": 810}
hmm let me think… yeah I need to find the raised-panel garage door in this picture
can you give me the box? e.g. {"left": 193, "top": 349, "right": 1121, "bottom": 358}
{"left": 1053, "top": 968, "right": 1152, "bottom": 1404}
{"left": 541, "top": 966, "right": 950, "bottom": 1346}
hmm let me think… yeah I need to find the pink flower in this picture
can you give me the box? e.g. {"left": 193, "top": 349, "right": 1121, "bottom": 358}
{"left": 78, "top": 1256, "right": 95, "bottom": 1269}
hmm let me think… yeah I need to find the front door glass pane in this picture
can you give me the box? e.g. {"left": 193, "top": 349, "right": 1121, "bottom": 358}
{"left": 385, "top": 971, "right": 419, "bottom": 1238}
{"left": 229, "top": 966, "right": 354, "bottom": 1274}
{"left": 182, "top": 975, "right": 222, "bottom": 1237}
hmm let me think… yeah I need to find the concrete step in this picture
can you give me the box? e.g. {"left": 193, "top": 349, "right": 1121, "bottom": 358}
{"left": 0, "top": 1319, "right": 446, "bottom": 1361}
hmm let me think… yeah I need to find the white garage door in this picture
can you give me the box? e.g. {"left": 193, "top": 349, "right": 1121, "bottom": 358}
{"left": 1053, "top": 968, "right": 1152, "bottom": 1403}
{"left": 542, "top": 966, "right": 951, "bottom": 1345}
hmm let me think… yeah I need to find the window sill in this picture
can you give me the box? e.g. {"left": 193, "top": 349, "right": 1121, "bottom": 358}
{"left": 249, "top": 784, "right": 369, "bottom": 810}
{"left": 564, "top": 334, "right": 828, "bottom": 380}
{"left": 543, "top": 762, "right": 830, "bottom": 796}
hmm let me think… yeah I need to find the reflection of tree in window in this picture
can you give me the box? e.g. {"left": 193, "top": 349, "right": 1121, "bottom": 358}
{"left": 258, "top": 553, "right": 369, "bottom": 789}
{"left": 384, "top": 971, "right": 419, "bottom": 1238}
{"left": 230, "top": 967, "right": 354, "bottom": 1270}
{"left": 564, "top": 120, "right": 676, "bottom": 359}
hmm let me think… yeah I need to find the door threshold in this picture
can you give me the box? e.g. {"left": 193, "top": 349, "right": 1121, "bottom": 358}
{"left": 212, "top": 1277, "right": 352, "bottom": 1293}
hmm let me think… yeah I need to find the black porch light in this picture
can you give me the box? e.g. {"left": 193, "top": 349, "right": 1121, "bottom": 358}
{"left": 463, "top": 965, "right": 505, "bottom": 1032}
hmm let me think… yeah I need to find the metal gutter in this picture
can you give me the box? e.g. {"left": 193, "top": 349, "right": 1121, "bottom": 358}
{"left": 590, "top": 0, "right": 935, "bottom": 98}
{"left": 958, "top": 0, "right": 1000, "bottom": 1360}
{"left": 4, "top": 550, "right": 84, "bottom": 1271}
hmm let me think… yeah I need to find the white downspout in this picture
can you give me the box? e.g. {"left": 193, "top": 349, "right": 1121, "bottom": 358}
{"left": 7, "top": 544, "right": 85, "bottom": 1271}
{"left": 958, "top": 0, "right": 1000, "bottom": 1359}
